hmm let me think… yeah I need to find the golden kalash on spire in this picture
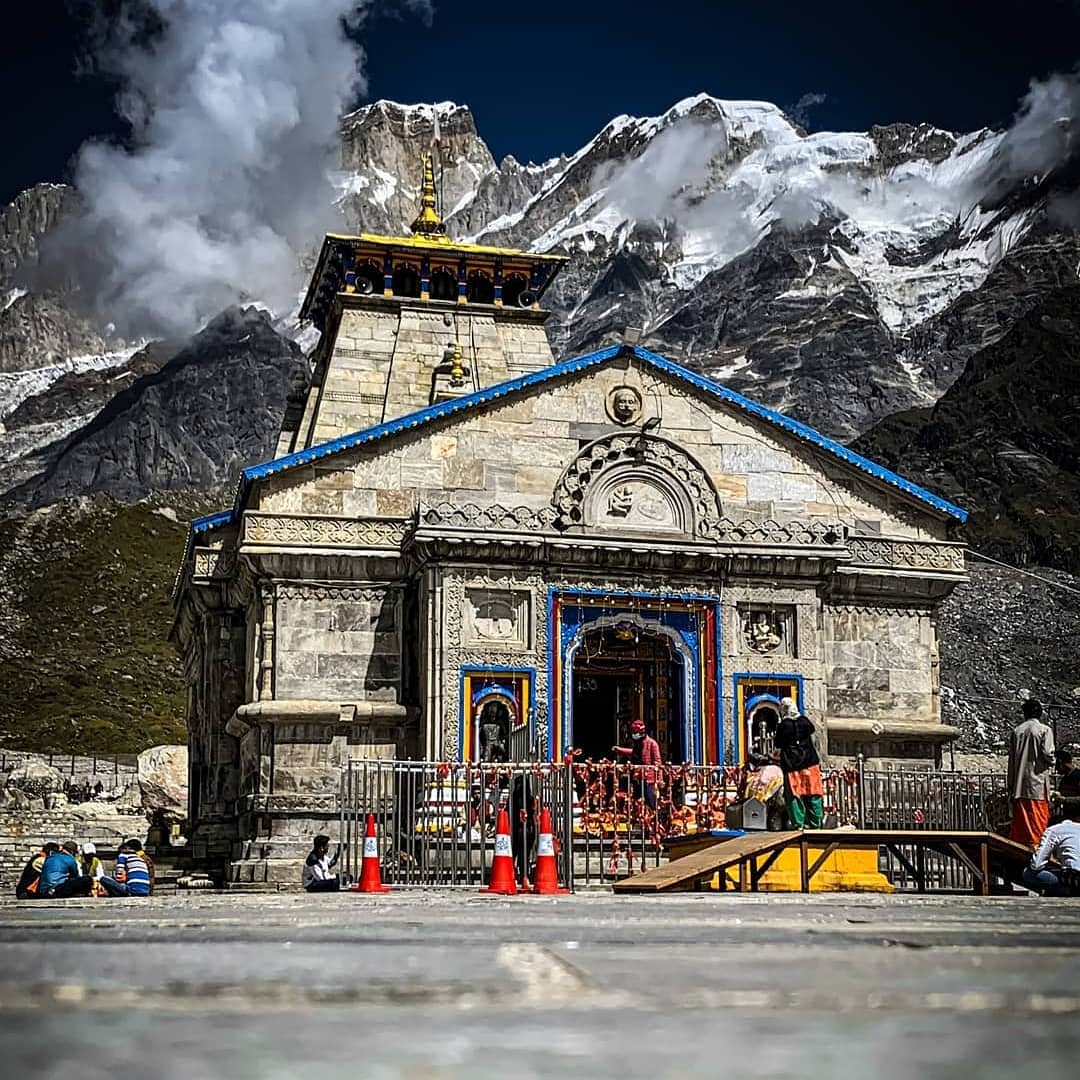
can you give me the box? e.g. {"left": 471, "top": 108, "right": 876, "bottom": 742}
{"left": 410, "top": 151, "right": 447, "bottom": 238}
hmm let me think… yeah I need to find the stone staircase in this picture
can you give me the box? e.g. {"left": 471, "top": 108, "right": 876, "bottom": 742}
{"left": 225, "top": 839, "right": 310, "bottom": 891}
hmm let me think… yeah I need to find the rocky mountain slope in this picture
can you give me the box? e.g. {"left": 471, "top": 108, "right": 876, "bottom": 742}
{"left": 0, "top": 496, "right": 202, "bottom": 754}
{"left": 4, "top": 95, "right": 1078, "bottom": 499}
{"left": 855, "top": 284, "right": 1080, "bottom": 572}
{"left": 6, "top": 307, "right": 308, "bottom": 509}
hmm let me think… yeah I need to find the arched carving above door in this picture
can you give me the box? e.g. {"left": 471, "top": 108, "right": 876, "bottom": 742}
{"left": 551, "top": 433, "right": 723, "bottom": 539}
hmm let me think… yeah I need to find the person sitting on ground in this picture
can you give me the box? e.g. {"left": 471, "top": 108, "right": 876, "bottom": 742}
{"left": 773, "top": 698, "right": 824, "bottom": 829}
{"left": 1056, "top": 751, "right": 1080, "bottom": 798}
{"left": 38, "top": 841, "right": 94, "bottom": 899}
{"left": 1022, "top": 809, "right": 1080, "bottom": 897}
{"left": 15, "top": 842, "right": 59, "bottom": 899}
{"left": 100, "top": 839, "right": 153, "bottom": 897}
{"left": 303, "top": 834, "right": 343, "bottom": 892}
{"left": 81, "top": 842, "right": 107, "bottom": 898}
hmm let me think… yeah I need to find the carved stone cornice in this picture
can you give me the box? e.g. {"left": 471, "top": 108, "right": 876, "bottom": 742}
{"left": 716, "top": 518, "right": 844, "bottom": 547}
{"left": 847, "top": 535, "right": 965, "bottom": 574}
{"left": 418, "top": 499, "right": 846, "bottom": 552}
{"left": 420, "top": 501, "right": 557, "bottom": 532}
{"left": 275, "top": 582, "right": 401, "bottom": 602}
{"left": 242, "top": 512, "right": 408, "bottom": 551}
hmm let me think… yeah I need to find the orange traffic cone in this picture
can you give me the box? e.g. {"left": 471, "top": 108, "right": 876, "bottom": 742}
{"left": 351, "top": 813, "right": 391, "bottom": 893}
{"left": 530, "top": 807, "right": 570, "bottom": 895}
{"left": 479, "top": 808, "right": 518, "bottom": 895}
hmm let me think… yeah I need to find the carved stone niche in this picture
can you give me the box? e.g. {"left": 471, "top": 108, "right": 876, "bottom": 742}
{"left": 738, "top": 604, "right": 795, "bottom": 657}
{"left": 588, "top": 468, "right": 689, "bottom": 535}
{"left": 463, "top": 588, "right": 531, "bottom": 650}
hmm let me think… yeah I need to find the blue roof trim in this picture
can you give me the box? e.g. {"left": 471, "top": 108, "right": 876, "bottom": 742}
{"left": 233, "top": 343, "right": 966, "bottom": 523}
{"left": 174, "top": 508, "right": 236, "bottom": 604}
{"left": 192, "top": 509, "right": 235, "bottom": 533}
{"left": 629, "top": 347, "right": 968, "bottom": 522}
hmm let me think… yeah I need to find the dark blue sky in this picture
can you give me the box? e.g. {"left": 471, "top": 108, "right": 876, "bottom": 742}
{"left": 3, "top": 0, "right": 1079, "bottom": 203}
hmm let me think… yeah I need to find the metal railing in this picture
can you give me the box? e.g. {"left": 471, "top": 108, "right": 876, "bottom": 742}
{"left": 856, "top": 761, "right": 1009, "bottom": 889}
{"left": 339, "top": 758, "right": 1010, "bottom": 892}
{"left": 339, "top": 760, "right": 573, "bottom": 890}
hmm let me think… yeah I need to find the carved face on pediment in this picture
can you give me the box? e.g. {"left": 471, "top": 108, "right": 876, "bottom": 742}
{"left": 606, "top": 385, "right": 642, "bottom": 425}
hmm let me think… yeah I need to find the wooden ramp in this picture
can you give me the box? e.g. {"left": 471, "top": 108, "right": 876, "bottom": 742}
{"left": 612, "top": 829, "right": 1033, "bottom": 895}
{"left": 612, "top": 831, "right": 801, "bottom": 894}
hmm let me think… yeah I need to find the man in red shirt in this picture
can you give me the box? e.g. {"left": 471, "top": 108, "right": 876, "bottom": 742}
{"left": 613, "top": 719, "right": 663, "bottom": 810}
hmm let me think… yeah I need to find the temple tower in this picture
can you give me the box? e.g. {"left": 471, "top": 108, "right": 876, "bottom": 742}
{"left": 278, "top": 154, "right": 568, "bottom": 455}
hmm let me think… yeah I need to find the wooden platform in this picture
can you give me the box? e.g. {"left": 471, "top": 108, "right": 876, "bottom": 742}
{"left": 612, "top": 829, "right": 1033, "bottom": 895}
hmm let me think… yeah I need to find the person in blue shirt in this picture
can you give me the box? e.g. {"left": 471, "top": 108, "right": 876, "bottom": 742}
{"left": 38, "top": 841, "right": 93, "bottom": 899}
{"left": 100, "top": 839, "right": 153, "bottom": 897}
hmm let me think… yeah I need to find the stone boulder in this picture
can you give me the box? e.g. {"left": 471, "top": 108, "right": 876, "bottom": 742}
{"left": 5, "top": 757, "right": 65, "bottom": 800}
{"left": 137, "top": 745, "right": 188, "bottom": 820}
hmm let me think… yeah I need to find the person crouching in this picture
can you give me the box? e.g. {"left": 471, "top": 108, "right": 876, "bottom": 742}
{"left": 303, "top": 835, "right": 343, "bottom": 892}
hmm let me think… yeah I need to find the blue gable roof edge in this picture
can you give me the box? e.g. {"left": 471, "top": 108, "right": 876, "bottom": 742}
{"left": 174, "top": 508, "right": 236, "bottom": 603}
{"left": 628, "top": 347, "right": 968, "bottom": 522}
{"left": 232, "top": 342, "right": 966, "bottom": 523}
{"left": 230, "top": 344, "right": 625, "bottom": 514}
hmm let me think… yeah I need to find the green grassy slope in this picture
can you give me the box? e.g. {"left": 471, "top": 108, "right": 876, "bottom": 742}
{"left": 0, "top": 495, "right": 216, "bottom": 753}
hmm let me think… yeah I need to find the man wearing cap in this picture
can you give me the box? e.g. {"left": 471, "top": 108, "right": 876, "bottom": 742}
{"left": 613, "top": 719, "right": 663, "bottom": 810}
{"left": 81, "top": 843, "right": 106, "bottom": 897}
{"left": 1008, "top": 698, "right": 1055, "bottom": 847}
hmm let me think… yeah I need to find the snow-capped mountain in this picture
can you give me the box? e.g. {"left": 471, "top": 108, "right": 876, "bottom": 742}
{"left": 1, "top": 94, "right": 1079, "bottom": 760}
{"left": 2, "top": 92, "right": 1079, "bottom": 502}
{"left": 332, "top": 96, "right": 1078, "bottom": 438}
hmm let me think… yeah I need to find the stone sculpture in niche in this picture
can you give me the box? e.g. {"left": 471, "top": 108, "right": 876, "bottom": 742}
{"left": 597, "top": 475, "right": 682, "bottom": 532}
{"left": 606, "top": 385, "right": 642, "bottom": 425}
{"left": 608, "top": 485, "right": 633, "bottom": 517}
{"left": 744, "top": 610, "right": 784, "bottom": 653}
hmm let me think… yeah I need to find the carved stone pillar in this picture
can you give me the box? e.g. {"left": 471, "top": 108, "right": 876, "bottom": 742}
{"left": 259, "top": 582, "right": 275, "bottom": 701}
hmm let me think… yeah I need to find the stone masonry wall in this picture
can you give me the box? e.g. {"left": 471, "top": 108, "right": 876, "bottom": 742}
{"left": 306, "top": 300, "right": 555, "bottom": 448}
{"left": 824, "top": 607, "right": 936, "bottom": 724}
{"left": 274, "top": 583, "right": 404, "bottom": 702}
{"left": 262, "top": 363, "right": 947, "bottom": 542}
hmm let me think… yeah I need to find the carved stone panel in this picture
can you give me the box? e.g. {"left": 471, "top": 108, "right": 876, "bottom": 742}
{"left": 463, "top": 587, "right": 531, "bottom": 650}
{"left": 552, "top": 433, "right": 722, "bottom": 538}
{"left": 739, "top": 604, "right": 795, "bottom": 657}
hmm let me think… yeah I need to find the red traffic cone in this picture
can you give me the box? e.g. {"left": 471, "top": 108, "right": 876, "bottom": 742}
{"left": 530, "top": 807, "right": 569, "bottom": 895}
{"left": 351, "top": 814, "right": 391, "bottom": 893}
{"left": 479, "top": 808, "right": 518, "bottom": 895}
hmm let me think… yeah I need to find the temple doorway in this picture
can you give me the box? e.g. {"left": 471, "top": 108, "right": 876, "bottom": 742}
{"left": 571, "top": 622, "right": 685, "bottom": 762}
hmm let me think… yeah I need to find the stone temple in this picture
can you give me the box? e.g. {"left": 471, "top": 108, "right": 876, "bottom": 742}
{"left": 172, "top": 156, "right": 968, "bottom": 883}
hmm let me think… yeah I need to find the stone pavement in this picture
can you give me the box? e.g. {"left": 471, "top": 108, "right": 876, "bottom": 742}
{"left": 1, "top": 891, "right": 1079, "bottom": 1079}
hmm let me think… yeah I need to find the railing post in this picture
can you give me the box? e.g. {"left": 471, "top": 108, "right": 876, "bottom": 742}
{"left": 856, "top": 753, "right": 866, "bottom": 830}
{"left": 563, "top": 760, "right": 575, "bottom": 892}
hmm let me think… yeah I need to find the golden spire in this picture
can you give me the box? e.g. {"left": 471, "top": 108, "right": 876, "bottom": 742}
{"left": 410, "top": 151, "right": 447, "bottom": 237}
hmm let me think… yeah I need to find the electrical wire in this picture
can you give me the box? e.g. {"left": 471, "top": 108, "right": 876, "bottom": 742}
{"left": 966, "top": 549, "right": 1080, "bottom": 598}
